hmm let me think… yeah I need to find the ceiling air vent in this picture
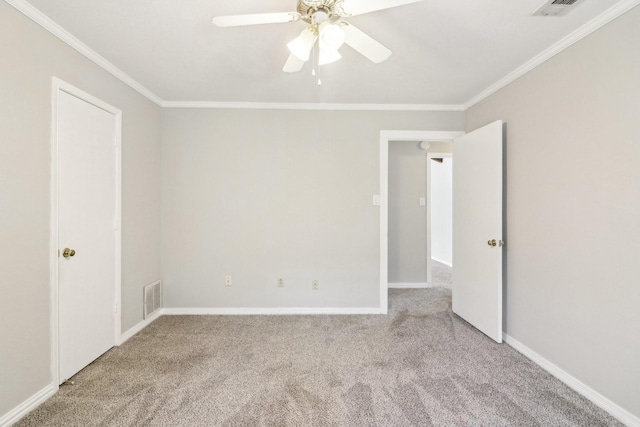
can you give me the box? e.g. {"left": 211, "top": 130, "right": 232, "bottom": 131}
{"left": 533, "top": 0, "right": 581, "bottom": 16}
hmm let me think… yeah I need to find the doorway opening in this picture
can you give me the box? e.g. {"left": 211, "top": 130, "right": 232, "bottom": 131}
{"left": 379, "top": 130, "right": 463, "bottom": 314}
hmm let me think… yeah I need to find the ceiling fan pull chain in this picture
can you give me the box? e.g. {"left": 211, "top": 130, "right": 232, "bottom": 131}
{"left": 312, "top": 36, "right": 318, "bottom": 79}
{"left": 311, "top": 32, "right": 322, "bottom": 86}
{"left": 316, "top": 46, "right": 322, "bottom": 86}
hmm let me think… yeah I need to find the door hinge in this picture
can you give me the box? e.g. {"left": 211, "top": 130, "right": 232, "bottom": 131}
{"left": 114, "top": 219, "right": 119, "bottom": 230}
{"left": 114, "top": 301, "right": 120, "bottom": 314}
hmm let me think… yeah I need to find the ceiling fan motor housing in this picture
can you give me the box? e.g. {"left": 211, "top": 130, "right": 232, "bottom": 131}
{"left": 298, "top": 0, "right": 347, "bottom": 24}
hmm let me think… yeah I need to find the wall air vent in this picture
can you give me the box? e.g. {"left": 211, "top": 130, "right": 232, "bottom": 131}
{"left": 143, "top": 280, "right": 162, "bottom": 319}
{"left": 533, "top": 0, "right": 581, "bottom": 16}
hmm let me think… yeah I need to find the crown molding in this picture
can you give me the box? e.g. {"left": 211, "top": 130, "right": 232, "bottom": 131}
{"left": 161, "top": 101, "right": 465, "bottom": 112}
{"left": 2, "top": 0, "right": 461, "bottom": 112}
{"left": 463, "top": 0, "right": 640, "bottom": 110}
{"left": 5, "top": 0, "right": 163, "bottom": 106}
{"left": 8, "top": 0, "right": 638, "bottom": 112}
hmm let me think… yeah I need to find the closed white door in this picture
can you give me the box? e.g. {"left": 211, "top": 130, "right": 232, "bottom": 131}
{"left": 452, "top": 120, "right": 503, "bottom": 343}
{"left": 58, "top": 90, "right": 117, "bottom": 382}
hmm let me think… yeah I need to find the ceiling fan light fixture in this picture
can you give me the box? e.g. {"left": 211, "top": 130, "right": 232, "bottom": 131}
{"left": 287, "top": 28, "right": 316, "bottom": 61}
{"left": 213, "top": 0, "right": 425, "bottom": 74}
{"left": 319, "top": 48, "right": 342, "bottom": 66}
{"left": 319, "top": 23, "right": 346, "bottom": 50}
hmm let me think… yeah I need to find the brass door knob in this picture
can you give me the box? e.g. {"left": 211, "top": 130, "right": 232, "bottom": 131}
{"left": 487, "top": 239, "right": 505, "bottom": 248}
{"left": 62, "top": 248, "right": 76, "bottom": 258}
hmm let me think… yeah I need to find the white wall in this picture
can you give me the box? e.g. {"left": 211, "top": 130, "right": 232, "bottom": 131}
{"left": 466, "top": 6, "right": 640, "bottom": 419}
{"left": 0, "top": 2, "right": 161, "bottom": 420}
{"left": 161, "top": 109, "right": 464, "bottom": 309}
{"left": 430, "top": 158, "right": 452, "bottom": 266}
{"left": 388, "top": 141, "right": 427, "bottom": 283}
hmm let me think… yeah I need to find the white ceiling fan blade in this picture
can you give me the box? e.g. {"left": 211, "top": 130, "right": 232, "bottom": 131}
{"left": 341, "top": 0, "right": 423, "bottom": 17}
{"left": 342, "top": 24, "right": 392, "bottom": 63}
{"left": 283, "top": 54, "right": 306, "bottom": 73}
{"left": 212, "top": 12, "right": 299, "bottom": 27}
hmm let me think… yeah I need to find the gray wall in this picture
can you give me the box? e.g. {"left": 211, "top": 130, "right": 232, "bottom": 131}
{"left": 388, "top": 141, "right": 427, "bottom": 283}
{"left": 0, "top": 2, "right": 161, "bottom": 418}
{"left": 161, "top": 109, "right": 464, "bottom": 308}
{"left": 466, "top": 6, "right": 640, "bottom": 418}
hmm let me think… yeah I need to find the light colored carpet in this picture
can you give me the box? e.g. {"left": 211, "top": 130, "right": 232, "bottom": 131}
{"left": 18, "top": 289, "right": 620, "bottom": 426}
{"left": 431, "top": 260, "right": 452, "bottom": 289}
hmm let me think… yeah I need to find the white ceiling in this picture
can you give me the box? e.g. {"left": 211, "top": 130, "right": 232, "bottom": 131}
{"left": 23, "top": 0, "right": 628, "bottom": 105}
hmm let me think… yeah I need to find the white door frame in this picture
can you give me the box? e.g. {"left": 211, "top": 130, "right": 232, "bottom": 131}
{"left": 426, "top": 152, "right": 453, "bottom": 285}
{"left": 50, "top": 77, "right": 122, "bottom": 387}
{"left": 379, "top": 130, "right": 463, "bottom": 314}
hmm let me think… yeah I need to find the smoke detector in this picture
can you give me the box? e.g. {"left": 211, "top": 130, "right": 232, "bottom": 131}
{"left": 533, "top": 0, "right": 581, "bottom": 17}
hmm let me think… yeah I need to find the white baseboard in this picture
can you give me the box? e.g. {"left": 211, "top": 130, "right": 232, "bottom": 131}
{"left": 388, "top": 282, "right": 433, "bottom": 289}
{"left": 1, "top": 305, "right": 384, "bottom": 426}
{"left": 118, "top": 309, "right": 163, "bottom": 345}
{"left": 431, "top": 257, "right": 452, "bottom": 267}
{"left": 0, "top": 383, "right": 57, "bottom": 427}
{"left": 0, "top": 308, "right": 166, "bottom": 425}
{"left": 162, "top": 307, "right": 382, "bottom": 315}
{"left": 503, "top": 333, "right": 640, "bottom": 427}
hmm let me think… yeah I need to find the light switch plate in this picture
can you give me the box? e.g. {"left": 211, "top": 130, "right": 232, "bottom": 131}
{"left": 373, "top": 195, "right": 381, "bottom": 206}
{"left": 419, "top": 197, "right": 426, "bottom": 207}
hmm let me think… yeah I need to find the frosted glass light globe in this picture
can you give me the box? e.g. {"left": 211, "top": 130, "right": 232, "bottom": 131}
{"left": 320, "top": 24, "right": 345, "bottom": 51}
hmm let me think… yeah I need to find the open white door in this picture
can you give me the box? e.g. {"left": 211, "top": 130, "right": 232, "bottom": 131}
{"left": 452, "top": 120, "right": 503, "bottom": 343}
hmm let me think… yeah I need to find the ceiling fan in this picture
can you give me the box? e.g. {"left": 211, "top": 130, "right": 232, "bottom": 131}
{"left": 212, "top": 0, "right": 424, "bottom": 73}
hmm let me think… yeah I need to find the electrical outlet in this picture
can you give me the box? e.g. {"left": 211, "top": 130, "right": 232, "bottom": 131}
{"left": 312, "top": 280, "right": 319, "bottom": 290}
{"left": 278, "top": 278, "right": 284, "bottom": 287}
{"left": 225, "top": 275, "right": 232, "bottom": 287}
